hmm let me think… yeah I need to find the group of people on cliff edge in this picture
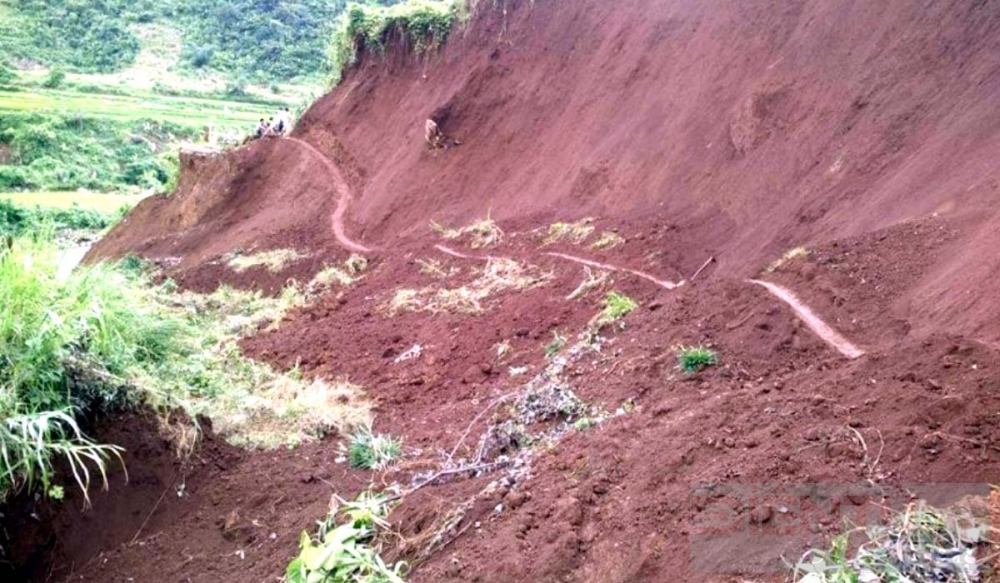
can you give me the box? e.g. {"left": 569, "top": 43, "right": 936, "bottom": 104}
{"left": 251, "top": 106, "right": 293, "bottom": 141}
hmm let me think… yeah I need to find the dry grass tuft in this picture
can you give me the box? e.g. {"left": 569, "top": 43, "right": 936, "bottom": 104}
{"left": 307, "top": 255, "right": 369, "bottom": 294}
{"left": 388, "top": 258, "right": 551, "bottom": 316}
{"left": 544, "top": 219, "right": 595, "bottom": 245}
{"left": 765, "top": 246, "right": 809, "bottom": 273}
{"left": 208, "top": 374, "right": 372, "bottom": 449}
{"left": 590, "top": 231, "right": 625, "bottom": 250}
{"left": 226, "top": 248, "right": 307, "bottom": 273}
{"left": 431, "top": 215, "right": 505, "bottom": 249}
{"left": 566, "top": 267, "right": 611, "bottom": 300}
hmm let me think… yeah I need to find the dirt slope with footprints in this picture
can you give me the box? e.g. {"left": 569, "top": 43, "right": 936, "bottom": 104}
{"left": 13, "top": 0, "right": 1000, "bottom": 582}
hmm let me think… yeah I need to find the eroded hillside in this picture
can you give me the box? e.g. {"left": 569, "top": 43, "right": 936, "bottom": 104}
{"left": 16, "top": 1, "right": 1000, "bottom": 581}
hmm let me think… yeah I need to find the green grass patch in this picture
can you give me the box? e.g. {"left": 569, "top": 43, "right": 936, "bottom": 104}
{"left": 345, "top": 423, "right": 403, "bottom": 470}
{"left": 675, "top": 345, "right": 718, "bottom": 373}
{"left": 601, "top": 291, "right": 638, "bottom": 322}
{"left": 0, "top": 235, "right": 372, "bottom": 501}
{"left": 0, "top": 191, "right": 145, "bottom": 213}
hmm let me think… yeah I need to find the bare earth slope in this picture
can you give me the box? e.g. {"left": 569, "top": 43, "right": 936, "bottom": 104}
{"left": 92, "top": 0, "right": 1000, "bottom": 342}
{"left": 38, "top": 1, "right": 1000, "bottom": 582}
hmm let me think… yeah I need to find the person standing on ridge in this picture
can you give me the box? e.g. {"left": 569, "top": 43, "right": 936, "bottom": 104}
{"left": 273, "top": 107, "right": 292, "bottom": 136}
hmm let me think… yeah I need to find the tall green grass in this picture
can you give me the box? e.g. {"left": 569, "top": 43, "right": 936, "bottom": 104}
{"left": 0, "top": 234, "right": 370, "bottom": 501}
{"left": 0, "top": 236, "right": 193, "bottom": 501}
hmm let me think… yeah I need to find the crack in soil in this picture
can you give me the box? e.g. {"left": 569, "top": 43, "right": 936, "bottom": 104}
{"left": 286, "top": 138, "right": 373, "bottom": 254}
{"left": 749, "top": 279, "right": 866, "bottom": 359}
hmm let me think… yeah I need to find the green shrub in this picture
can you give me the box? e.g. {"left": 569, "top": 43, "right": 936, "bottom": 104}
{"left": 346, "top": 423, "right": 402, "bottom": 470}
{"left": 675, "top": 345, "right": 718, "bottom": 373}
{"left": 190, "top": 46, "right": 214, "bottom": 68}
{"left": 0, "top": 112, "right": 199, "bottom": 192}
{"left": 41, "top": 68, "right": 67, "bottom": 89}
{"left": 601, "top": 291, "right": 638, "bottom": 322}
{"left": 0, "top": 62, "right": 17, "bottom": 86}
{"left": 0, "top": 237, "right": 195, "bottom": 500}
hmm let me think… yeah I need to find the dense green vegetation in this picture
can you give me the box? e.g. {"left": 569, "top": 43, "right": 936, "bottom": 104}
{"left": 1, "top": 0, "right": 354, "bottom": 82}
{"left": 0, "top": 232, "right": 368, "bottom": 501}
{"left": 0, "top": 198, "right": 122, "bottom": 236}
{"left": 0, "top": 111, "right": 196, "bottom": 192}
{"left": 330, "top": 0, "right": 458, "bottom": 83}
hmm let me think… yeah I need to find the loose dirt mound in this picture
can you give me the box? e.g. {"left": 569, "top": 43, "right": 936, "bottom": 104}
{"left": 26, "top": 1, "right": 1000, "bottom": 582}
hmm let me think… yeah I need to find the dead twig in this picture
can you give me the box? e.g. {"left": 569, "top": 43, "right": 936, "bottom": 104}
{"left": 447, "top": 392, "right": 518, "bottom": 463}
{"left": 384, "top": 461, "right": 510, "bottom": 504}
{"left": 689, "top": 256, "right": 716, "bottom": 282}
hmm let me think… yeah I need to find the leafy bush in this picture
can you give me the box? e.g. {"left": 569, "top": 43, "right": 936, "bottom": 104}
{"left": 189, "top": 46, "right": 214, "bottom": 69}
{"left": 41, "top": 68, "right": 66, "bottom": 89}
{"left": 287, "top": 492, "right": 406, "bottom": 583}
{"left": 675, "top": 345, "right": 718, "bottom": 373}
{"left": 0, "top": 0, "right": 140, "bottom": 73}
{"left": 0, "top": 61, "right": 17, "bottom": 86}
{"left": 346, "top": 423, "right": 402, "bottom": 470}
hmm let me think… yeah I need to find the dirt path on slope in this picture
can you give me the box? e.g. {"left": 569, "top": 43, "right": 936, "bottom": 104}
{"left": 286, "top": 138, "right": 373, "bottom": 254}
{"left": 544, "top": 251, "right": 685, "bottom": 290}
{"left": 749, "top": 279, "right": 866, "bottom": 359}
{"left": 434, "top": 244, "right": 686, "bottom": 290}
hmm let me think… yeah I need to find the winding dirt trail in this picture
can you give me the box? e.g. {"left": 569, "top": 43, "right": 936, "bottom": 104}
{"left": 287, "top": 143, "right": 859, "bottom": 360}
{"left": 544, "top": 252, "right": 685, "bottom": 290}
{"left": 749, "top": 279, "right": 866, "bottom": 359}
{"left": 286, "top": 138, "right": 373, "bottom": 254}
{"left": 435, "top": 245, "right": 686, "bottom": 291}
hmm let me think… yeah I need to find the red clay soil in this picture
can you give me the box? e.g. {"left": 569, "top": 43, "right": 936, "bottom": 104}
{"left": 17, "top": 0, "right": 1000, "bottom": 582}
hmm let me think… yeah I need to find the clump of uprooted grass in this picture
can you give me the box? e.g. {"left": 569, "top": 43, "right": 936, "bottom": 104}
{"left": 387, "top": 257, "right": 550, "bottom": 315}
{"left": 794, "top": 501, "right": 990, "bottom": 583}
{"left": 0, "top": 236, "right": 371, "bottom": 501}
{"left": 590, "top": 231, "right": 625, "bottom": 250}
{"left": 307, "top": 254, "right": 369, "bottom": 294}
{"left": 330, "top": 0, "right": 458, "bottom": 84}
{"left": 566, "top": 267, "right": 610, "bottom": 300}
{"left": 226, "top": 248, "right": 307, "bottom": 273}
{"left": 431, "top": 214, "right": 504, "bottom": 249}
{"left": 544, "top": 219, "right": 595, "bottom": 245}
{"left": 287, "top": 491, "right": 405, "bottom": 583}
{"left": 675, "top": 345, "right": 718, "bottom": 373}
{"left": 344, "top": 423, "right": 403, "bottom": 470}
{"left": 765, "top": 246, "right": 809, "bottom": 273}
